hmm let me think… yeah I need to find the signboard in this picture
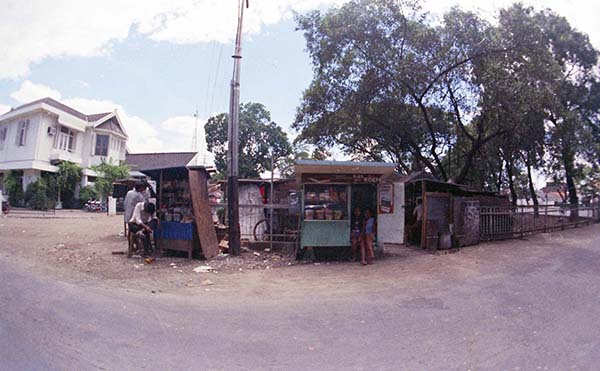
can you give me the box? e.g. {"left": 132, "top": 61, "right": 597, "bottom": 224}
{"left": 301, "top": 173, "right": 381, "bottom": 184}
{"left": 352, "top": 174, "right": 380, "bottom": 184}
{"left": 378, "top": 183, "right": 394, "bottom": 214}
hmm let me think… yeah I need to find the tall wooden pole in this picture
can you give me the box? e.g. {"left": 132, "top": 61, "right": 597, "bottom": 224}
{"left": 227, "top": 0, "right": 247, "bottom": 256}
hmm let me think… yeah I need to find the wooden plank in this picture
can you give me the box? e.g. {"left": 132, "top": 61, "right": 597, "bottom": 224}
{"left": 189, "top": 169, "right": 219, "bottom": 259}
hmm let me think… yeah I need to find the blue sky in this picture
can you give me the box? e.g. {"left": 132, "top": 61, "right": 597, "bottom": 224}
{"left": 1, "top": 0, "right": 598, "bottom": 157}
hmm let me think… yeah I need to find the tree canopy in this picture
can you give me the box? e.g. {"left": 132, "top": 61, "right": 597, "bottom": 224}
{"left": 90, "top": 160, "right": 130, "bottom": 201}
{"left": 294, "top": 0, "right": 600, "bottom": 204}
{"left": 51, "top": 161, "right": 83, "bottom": 204}
{"left": 205, "top": 102, "right": 293, "bottom": 178}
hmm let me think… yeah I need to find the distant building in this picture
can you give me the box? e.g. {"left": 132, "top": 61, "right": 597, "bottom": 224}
{"left": 0, "top": 97, "right": 128, "bottom": 192}
{"left": 540, "top": 181, "right": 568, "bottom": 204}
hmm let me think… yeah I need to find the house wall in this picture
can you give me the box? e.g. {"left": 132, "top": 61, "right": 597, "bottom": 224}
{"left": 40, "top": 113, "right": 84, "bottom": 166}
{"left": 83, "top": 130, "right": 126, "bottom": 168}
{"left": 0, "top": 112, "right": 44, "bottom": 170}
{"left": 0, "top": 106, "right": 128, "bottom": 193}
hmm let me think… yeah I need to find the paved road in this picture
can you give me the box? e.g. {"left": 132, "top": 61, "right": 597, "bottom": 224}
{"left": 2, "top": 226, "right": 600, "bottom": 370}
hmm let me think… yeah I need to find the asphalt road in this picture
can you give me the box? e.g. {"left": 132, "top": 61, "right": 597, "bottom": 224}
{"left": 2, "top": 226, "right": 600, "bottom": 370}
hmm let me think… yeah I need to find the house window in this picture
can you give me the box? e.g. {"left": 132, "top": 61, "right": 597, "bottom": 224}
{"left": 16, "top": 120, "right": 28, "bottom": 146}
{"left": 94, "top": 134, "right": 109, "bottom": 156}
{"left": 0, "top": 126, "right": 7, "bottom": 150}
{"left": 54, "top": 126, "right": 76, "bottom": 152}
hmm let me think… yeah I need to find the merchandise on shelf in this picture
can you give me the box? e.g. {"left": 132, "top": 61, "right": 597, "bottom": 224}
{"left": 303, "top": 184, "right": 348, "bottom": 221}
{"left": 160, "top": 179, "right": 194, "bottom": 223}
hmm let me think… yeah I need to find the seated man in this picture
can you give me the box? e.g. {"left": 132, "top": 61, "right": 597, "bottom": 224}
{"left": 128, "top": 201, "right": 158, "bottom": 257}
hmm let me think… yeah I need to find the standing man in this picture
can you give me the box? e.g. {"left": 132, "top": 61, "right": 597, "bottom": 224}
{"left": 408, "top": 197, "right": 423, "bottom": 245}
{"left": 124, "top": 181, "right": 147, "bottom": 234}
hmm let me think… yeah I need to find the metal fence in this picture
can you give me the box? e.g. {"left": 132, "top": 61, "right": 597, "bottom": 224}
{"left": 212, "top": 202, "right": 301, "bottom": 253}
{"left": 480, "top": 204, "right": 600, "bottom": 241}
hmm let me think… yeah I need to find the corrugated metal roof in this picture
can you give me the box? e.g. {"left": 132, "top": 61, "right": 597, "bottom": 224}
{"left": 294, "top": 160, "right": 398, "bottom": 182}
{"left": 125, "top": 152, "right": 198, "bottom": 171}
{"left": 296, "top": 160, "right": 397, "bottom": 168}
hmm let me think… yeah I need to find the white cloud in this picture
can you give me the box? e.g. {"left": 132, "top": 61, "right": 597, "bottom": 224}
{"left": 143, "top": 0, "right": 349, "bottom": 44}
{"left": 0, "top": 0, "right": 347, "bottom": 79}
{"left": 160, "top": 115, "right": 216, "bottom": 164}
{"left": 76, "top": 80, "right": 90, "bottom": 88}
{"left": 0, "top": 103, "right": 10, "bottom": 115}
{"left": 1, "top": 0, "right": 597, "bottom": 80}
{"left": 10, "top": 80, "right": 62, "bottom": 103}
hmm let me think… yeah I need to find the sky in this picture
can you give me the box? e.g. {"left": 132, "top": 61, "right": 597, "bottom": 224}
{"left": 1, "top": 0, "right": 599, "bottom": 159}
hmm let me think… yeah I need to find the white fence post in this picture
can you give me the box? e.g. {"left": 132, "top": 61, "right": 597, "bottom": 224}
{"left": 108, "top": 196, "right": 117, "bottom": 216}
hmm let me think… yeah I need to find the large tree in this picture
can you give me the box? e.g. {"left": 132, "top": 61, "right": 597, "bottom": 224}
{"left": 536, "top": 10, "right": 600, "bottom": 206}
{"left": 294, "top": 0, "right": 513, "bottom": 183}
{"left": 294, "top": 0, "right": 600, "bottom": 198}
{"left": 205, "top": 102, "right": 292, "bottom": 178}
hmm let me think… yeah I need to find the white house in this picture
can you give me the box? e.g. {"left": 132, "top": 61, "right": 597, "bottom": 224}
{"left": 0, "top": 97, "right": 128, "bottom": 193}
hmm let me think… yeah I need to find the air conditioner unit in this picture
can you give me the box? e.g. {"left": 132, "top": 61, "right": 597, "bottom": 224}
{"left": 47, "top": 126, "right": 57, "bottom": 136}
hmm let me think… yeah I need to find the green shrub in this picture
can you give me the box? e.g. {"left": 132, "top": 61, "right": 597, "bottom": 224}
{"left": 4, "top": 170, "right": 24, "bottom": 207}
{"left": 78, "top": 185, "right": 97, "bottom": 203}
{"left": 24, "top": 178, "right": 55, "bottom": 210}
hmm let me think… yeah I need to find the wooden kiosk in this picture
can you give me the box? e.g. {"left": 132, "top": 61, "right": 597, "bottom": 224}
{"left": 125, "top": 152, "right": 219, "bottom": 259}
{"left": 295, "top": 160, "right": 404, "bottom": 251}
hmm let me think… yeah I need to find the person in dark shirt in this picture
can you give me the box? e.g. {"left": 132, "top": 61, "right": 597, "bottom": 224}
{"left": 350, "top": 207, "right": 363, "bottom": 262}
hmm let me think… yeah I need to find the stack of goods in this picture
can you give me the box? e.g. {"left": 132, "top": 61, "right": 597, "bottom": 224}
{"left": 304, "top": 185, "right": 347, "bottom": 220}
{"left": 160, "top": 179, "right": 194, "bottom": 223}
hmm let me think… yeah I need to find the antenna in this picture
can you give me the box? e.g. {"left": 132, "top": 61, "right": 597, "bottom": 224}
{"left": 191, "top": 110, "right": 199, "bottom": 152}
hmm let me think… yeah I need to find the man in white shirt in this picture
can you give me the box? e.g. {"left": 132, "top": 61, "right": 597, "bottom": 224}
{"left": 128, "top": 201, "right": 158, "bottom": 256}
{"left": 408, "top": 197, "right": 423, "bottom": 245}
{"left": 124, "top": 182, "right": 147, "bottom": 227}
{"left": 413, "top": 197, "right": 423, "bottom": 222}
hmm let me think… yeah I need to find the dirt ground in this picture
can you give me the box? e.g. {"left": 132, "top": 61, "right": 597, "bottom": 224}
{"left": 1, "top": 211, "right": 599, "bottom": 297}
{"left": 0, "top": 212, "right": 438, "bottom": 293}
{"left": 3, "top": 211, "right": 600, "bottom": 370}
{"left": 0, "top": 212, "right": 304, "bottom": 289}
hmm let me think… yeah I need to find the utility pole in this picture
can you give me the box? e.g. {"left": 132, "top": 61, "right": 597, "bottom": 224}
{"left": 227, "top": 0, "right": 248, "bottom": 256}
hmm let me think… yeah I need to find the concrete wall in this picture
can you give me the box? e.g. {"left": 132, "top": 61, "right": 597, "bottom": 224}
{"left": 0, "top": 113, "right": 44, "bottom": 169}
{"left": 83, "top": 130, "right": 126, "bottom": 168}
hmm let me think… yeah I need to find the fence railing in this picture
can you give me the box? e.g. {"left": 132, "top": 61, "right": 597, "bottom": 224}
{"left": 480, "top": 204, "right": 600, "bottom": 241}
{"left": 212, "top": 202, "right": 301, "bottom": 252}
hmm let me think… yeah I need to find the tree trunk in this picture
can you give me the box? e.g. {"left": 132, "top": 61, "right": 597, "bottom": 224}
{"left": 526, "top": 152, "right": 539, "bottom": 217}
{"left": 496, "top": 161, "right": 503, "bottom": 192}
{"left": 506, "top": 159, "right": 518, "bottom": 206}
{"left": 563, "top": 151, "right": 579, "bottom": 218}
{"left": 454, "top": 148, "right": 477, "bottom": 185}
